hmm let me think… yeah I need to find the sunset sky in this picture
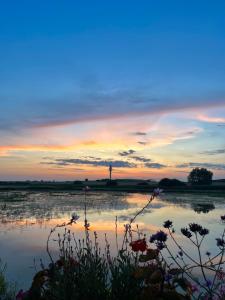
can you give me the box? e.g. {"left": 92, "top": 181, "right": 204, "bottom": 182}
{"left": 0, "top": 1, "right": 225, "bottom": 180}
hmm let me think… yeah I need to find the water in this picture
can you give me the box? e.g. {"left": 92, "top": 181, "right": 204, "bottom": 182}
{"left": 0, "top": 191, "right": 225, "bottom": 289}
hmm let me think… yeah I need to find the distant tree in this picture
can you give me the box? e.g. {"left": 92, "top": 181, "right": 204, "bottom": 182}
{"left": 191, "top": 202, "right": 215, "bottom": 214}
{"left": 158, "top": 178, "right": 186, "bottom": 187}
{"left": 188, "top": 168, "right": 213, "bottom": 185}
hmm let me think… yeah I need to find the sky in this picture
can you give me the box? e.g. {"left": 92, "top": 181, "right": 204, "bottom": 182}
{"left": 0, "top": 0, "right": 225, "bottom": 181}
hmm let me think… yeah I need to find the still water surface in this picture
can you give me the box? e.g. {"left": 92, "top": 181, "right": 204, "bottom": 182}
{"left": 0, "top": 191, "right": 225, "bottom": 289}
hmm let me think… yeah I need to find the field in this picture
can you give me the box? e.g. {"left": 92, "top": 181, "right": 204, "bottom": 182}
{"left": 0, "top": 179, "right": 225, "bottom": 195}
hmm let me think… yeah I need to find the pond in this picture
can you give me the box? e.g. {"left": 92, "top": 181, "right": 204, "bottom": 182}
{"left": 0, "top": 191, "right": 225, "bottom": 289}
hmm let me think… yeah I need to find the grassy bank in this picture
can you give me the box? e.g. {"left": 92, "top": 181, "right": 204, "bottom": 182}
{"left": 0, "top": 180, "right": 225, "bottom": 195}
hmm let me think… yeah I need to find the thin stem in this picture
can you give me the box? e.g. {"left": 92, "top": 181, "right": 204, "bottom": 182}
{"left": 168, "top": 229, "right": 199, "bottom": 266}
{"left": 211, "top": 228, "right": 225, "bottom": 292}
{"left": 195, "top": 232, "right": 208, "bottom": 287}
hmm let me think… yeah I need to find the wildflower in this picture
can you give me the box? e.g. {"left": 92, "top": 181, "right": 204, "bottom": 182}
{"left": 156, "top": 241, "right": 165, "bottom": 250}
{"left": 188, "top": 283, "right": 199, "bottom": 293}
{"left": 205, "top": 279, "right": 212, "bottom": 288}
{"left": 219, "top": 285, "right": 225, "bottom": 296}
{"left": 178, "top": 251, "right": 183, "bottom": 257}
{"left": 189, "top": 223, "right": 203, "bottom": 233}
{"left": 84, "top": 220, "right": 90, "bottom": 230}
{"left": 71, "top": 212, "right": 80, "bottom": 223}
{"left": 83, "top": 186, "right": 91, "bottom": 192}
{"left": 153, "top": 188, "right": 163, "bottom": 197}
{"left": 216, "top": 270, "right": 225, "bottom": 280}
{"left": 150, "top": 231, "right": 167, "bottom": 243}
{"left": 56, "top": 258, "right": 64, "bottom": 268}
{"left": 130, "top": 239, "right": 147, "bottom": 252}
{"left": 221, "top": 215, "right": 225, "bottom": 221}
{"left": 216, "top": 238, "right": 225, "bottom": 247}
{"left": 69, "top": 257, "right": 79, "bottom": 267}
{"left": 181, "top": 227, "right": 192, "bottom": 238}
{"left": 163, "top": 220, "right": 173, "bottom": 229}
{"left": 16, "top": 290, "right": 27, "bottom": 300}
{"left": 164, "top": 273, "right": 172, "bottom": 282}
{"left": 199, "top": 228, "right": 209, "bottom": 236}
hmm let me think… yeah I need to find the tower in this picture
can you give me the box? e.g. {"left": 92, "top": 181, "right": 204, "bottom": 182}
{"left": 109, "top": 164, "right": 112, "bottom": 181}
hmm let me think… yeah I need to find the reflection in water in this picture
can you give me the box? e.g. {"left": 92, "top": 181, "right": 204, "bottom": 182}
{"left": 0, "top": 191, "right": 225, "bottom": 289}
{"left": 191, "top": 203, "right": 215, "bottom": 214}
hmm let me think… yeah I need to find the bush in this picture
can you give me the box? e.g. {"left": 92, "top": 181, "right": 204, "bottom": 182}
{"left": 158, "top": 178, "right": 186, "bottom": 187}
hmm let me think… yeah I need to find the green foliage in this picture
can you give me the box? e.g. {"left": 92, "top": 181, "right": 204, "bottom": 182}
{"left": 188, "top": 168, "right": 213, "bottom": 185}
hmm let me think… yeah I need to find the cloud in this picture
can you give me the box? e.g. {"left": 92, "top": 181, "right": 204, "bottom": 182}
{"left": 200, "top": 149, "right": 225, "bottom": 155}
{"left": 131, "top": 131, "right": 147, "bottom": 136}
{"left": 1, "top": 86, "right": 225, "bottom": 134}
{"left": 144, "top": 162, "right": 167, "bottom": 169}
{"left": 42, "top": 158, "right": 136, "bottom": 168}
{"left": 118, "top": 149, "right": 136, "bottom": 156}
{"left": 138, "top": 141, "right": 147, "bottom": 145}
{"left": 196, "top": 114, "right": 225, "bottom": 123}
{"left": 132, "top": 156, "right": 152, "bottom": 163}
{"left": 176, "top": 162, "right": 225, "bottom": 170}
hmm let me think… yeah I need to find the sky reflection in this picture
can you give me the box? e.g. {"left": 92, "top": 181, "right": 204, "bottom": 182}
{"left": 0, "top": 191, "right": 225, "bottom": 289}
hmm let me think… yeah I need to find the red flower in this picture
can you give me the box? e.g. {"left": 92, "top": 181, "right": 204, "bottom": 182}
{"left": 130, "top": 239, "right": 147, "bottom": 252}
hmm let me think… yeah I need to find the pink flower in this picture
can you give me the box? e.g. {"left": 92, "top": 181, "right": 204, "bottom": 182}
{"left": 153, "top": 188, "right": 163, "bottom": 197}
{"left": 16, "top": 289, "right": 27, "bottom": 300}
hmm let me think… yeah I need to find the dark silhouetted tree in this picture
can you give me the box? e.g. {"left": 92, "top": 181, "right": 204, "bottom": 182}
{"left": 188, "top": 168, "right": 213, "bottom": 185}
{"left": 159, "top": 178, "right": 186, "bottom": 187}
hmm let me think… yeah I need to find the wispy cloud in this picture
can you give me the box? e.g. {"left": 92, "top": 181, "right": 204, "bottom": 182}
{"left": 1, "top": 87, "right": 225, "bottom": 134}
{"left": 176, "top": 162, "right": 225, "bottom": 170}
{"left": 144, "top": 162, "right": 167, "bottom": 169}
{"left": 42, "top": 158, "right": 137, "bottom": 168}
{"left": 118, "top": 149, "right": 136, "bottom": 156}
{"left": 200, "top": 149, "right": 225, "bottom": 155}
{"left": 196, "top": 114, "right": 225, "bottom": 123}
{"left": 132, "top": 156, "right": 152, "bottom": 163}
{"left": 137, "top": 141, "right": 148, "bottom": 145}
{"left": 131, "top": 131, "right": 147, "bottom": 136}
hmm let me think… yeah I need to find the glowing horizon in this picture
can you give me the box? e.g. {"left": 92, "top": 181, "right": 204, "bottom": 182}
{"left": 0, "top": 1, "right": 225, "bottom": 180}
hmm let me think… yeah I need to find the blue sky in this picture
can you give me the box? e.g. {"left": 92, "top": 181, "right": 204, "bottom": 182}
{"left": 0, "top": 0, "right": 225, "bottom": 180}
